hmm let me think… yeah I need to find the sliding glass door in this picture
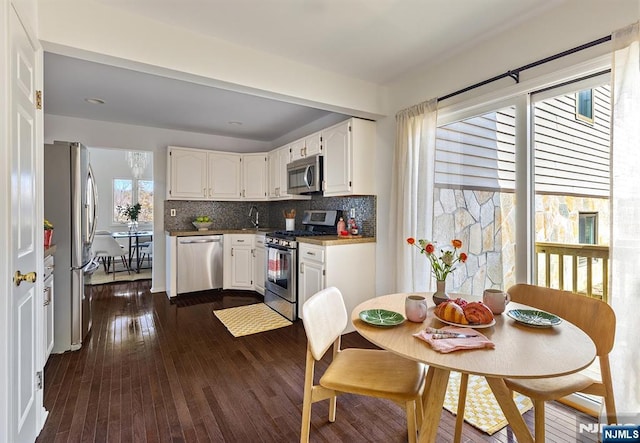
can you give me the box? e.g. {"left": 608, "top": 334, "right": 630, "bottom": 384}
{"left": 433, "top": 72, "right": 611, "bottom": 299}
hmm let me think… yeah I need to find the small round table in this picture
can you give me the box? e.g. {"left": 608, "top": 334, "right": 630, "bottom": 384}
{"left": 351, "top": 293, "right": 596, "bottom": 443}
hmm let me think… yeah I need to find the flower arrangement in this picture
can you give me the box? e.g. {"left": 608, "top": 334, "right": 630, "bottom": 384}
{"left": 117, "top": 203, "right": 142, "bottom": 221}
{"left": 44, "top": 219, "right": 54, "bottom": 230}
{"left": 406, "top": 237, "right": 468, "bottom": 281}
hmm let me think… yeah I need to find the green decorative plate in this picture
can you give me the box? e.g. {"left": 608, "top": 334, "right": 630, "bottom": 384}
{"left": 359, "top": 309, "right": 405, "bottom": 327}
{"left": 507, "top": 309, "right": 562, "bottom": 328}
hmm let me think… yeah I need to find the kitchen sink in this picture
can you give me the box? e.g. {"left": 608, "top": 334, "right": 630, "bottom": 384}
{"left": 240, "top": 227, "right": 272, "bottom": 232}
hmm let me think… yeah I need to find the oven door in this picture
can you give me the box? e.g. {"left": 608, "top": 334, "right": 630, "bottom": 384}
{"left": 265, "top": 244, "right": 297, "bottom": 302}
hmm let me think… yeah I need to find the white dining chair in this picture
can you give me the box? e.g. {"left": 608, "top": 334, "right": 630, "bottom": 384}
{"left": 300, "top": 286, "right": 426, "bottom": 443}
{"left": 92, "top": 234, "right": 131, "bottom": 279}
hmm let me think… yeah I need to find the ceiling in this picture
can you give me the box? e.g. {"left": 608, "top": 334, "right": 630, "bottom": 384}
{"left": 43, "top": 0, "right": 564, "bottom": 142}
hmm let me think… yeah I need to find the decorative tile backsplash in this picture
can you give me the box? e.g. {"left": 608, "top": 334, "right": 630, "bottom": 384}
{"left": 164, "top": 195, "right": 376, "bottom": 236}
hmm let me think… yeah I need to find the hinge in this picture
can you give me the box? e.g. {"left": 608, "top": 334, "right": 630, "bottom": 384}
{"left": 322, "top": 270, "right": 326, "bottom": 276}
{"left": 36, "top": 371, "right": 43, "bottom": 390}
{"left": 348, "top": 125, "right": 352, "bottom": 132}
{"left": 35, "top": 90, "right": 42, "bottom": 110}
{"left": 349, "top": 181, "right": 352, "bottom": 187}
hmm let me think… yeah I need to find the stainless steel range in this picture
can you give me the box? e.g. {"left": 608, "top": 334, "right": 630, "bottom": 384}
{"left": 264, "top": 210, "right": 339, "bottom": 321}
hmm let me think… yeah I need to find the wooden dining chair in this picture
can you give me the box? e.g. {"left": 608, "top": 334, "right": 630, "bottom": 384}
{"left": 452, "top": 284, "right": 617, "bottom": 443}
{"left": 300, "top": 287, "right": 426, "bottom": 443}
{"left": 503, "top": 283, "right": 617, "bottom": 442}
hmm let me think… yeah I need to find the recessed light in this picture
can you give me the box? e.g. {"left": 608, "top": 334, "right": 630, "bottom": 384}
{"left": 228, "top": 121, "right": 243, "bottom": 126}
{"left": 85, "top": 97, "right": 105, "bottom": 105}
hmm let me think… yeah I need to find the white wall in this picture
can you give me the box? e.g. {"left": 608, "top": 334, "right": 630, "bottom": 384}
{"left": 45, "top": 114, "right": 274, "bottom": 292}
{"left": 374, "top": 0, "right": 640, "bottom": 296}
{"left": 37, "top": 0, "right": 387, "bottom": 119}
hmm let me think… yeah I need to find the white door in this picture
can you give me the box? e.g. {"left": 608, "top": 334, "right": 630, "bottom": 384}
{"left": 8, "top": 5, "right": 43, "bottom": 442}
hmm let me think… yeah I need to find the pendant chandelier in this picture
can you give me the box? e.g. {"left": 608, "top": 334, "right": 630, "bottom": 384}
{"left": 126, "top": 151, "right": 149, "bottom": 178}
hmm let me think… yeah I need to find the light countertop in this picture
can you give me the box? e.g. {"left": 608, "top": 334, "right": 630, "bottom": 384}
{"left": 166, "top": 229, "right": 375, "bottom": 245}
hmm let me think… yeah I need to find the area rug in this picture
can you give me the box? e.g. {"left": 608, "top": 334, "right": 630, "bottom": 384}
{"left": 89, "top": 266, "right": 152, "bottom": 285}
{"left": 213, "top": 303, "right": 292, "bottom": 337}
{"left": 443, "top": 372, "right": 533, "bottom": 435}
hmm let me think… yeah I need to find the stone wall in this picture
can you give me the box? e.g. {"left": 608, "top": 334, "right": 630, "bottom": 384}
{"left": 432, "top": 187, "right": 608, "bottom": 296}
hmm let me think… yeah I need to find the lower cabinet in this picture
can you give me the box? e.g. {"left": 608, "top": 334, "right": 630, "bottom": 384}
{"left": 298, "top": 241, "right": 375, "bottom": 333}
{"left": 254, "top": 234, "right": 266, "bottom": 295}
{"left": 223, "top": 234, "right": 254, "bottom": 290}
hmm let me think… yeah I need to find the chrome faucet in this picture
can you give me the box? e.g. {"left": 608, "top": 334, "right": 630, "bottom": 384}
{"left": 248, "top": 205, "right": 259, "bottom": 229}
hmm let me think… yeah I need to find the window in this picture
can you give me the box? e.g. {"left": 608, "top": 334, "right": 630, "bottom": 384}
{"left": 579, "top": 212, "right": 598, "bottom": 245}
{"left": 576, "top": 89, "right": 594, "bottom": 123}
{"left": 113, "top": 178, "right": 154, "bottom": 223}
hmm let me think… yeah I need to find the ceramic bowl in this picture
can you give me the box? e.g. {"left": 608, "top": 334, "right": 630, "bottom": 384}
{"left": 192, "top": 221, "right": 213, "bottom": 231}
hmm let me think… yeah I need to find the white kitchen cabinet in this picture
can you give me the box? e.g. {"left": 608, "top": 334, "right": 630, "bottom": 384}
{"left": 268, "top": 145, "right": 310, "bottom": 200}
{"left": 253, "top": 234, "right": 266, "bottom": 295}
{"left": 298, "top": 241, "right": 375, "bottom": 333}
{"left": 167, "top": 147, "right": 208, "bottom": 199}
{"left": 43, "top": 254, "right": 55, "bottom": 362}
{"left": 208, "top": 152, "right": 242, "bottom": 200}
{"left": 290, "top": 131, "right": 322, "bottom": 161}
{"left": 298, "top": 243, "right": 326, "bottom": 316}
{"left": 223, "top": 234, "right": 254, "bottom": 290}
{"left": 322, "top": 118, "right": 376, "bottom": 197}
{"left": 242, "top": 153, "right": 268, "bottom": 200}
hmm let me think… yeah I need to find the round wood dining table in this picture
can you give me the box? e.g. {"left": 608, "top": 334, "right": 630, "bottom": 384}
{"left": 351, "top": 292, "right": 597, "bottom": 443}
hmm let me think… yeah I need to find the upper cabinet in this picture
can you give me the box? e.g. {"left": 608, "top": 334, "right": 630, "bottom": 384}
{"left": 168, "top": 117, "right": 375, "bottom": 201}
{"left": 168, "top": 147, "right": 266, "bottom": 201}
{"left": 290, "top": 131, "right": 322, "bottom": 161}
{"left": 322, "top": 118, "right": 376, "bottom": 197}
{"left": 242, "top": 153, "right": 268, "bottom": 200}
{"left": 208, "top": 152, "right": 242, "bottom": 200}
{"left": 167, "top": 147, "right": 208, "bottom": 199}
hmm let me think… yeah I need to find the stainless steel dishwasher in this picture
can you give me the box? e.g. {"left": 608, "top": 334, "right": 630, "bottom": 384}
{"left": 177, "top": 235, "right": 223, "bottom": 294}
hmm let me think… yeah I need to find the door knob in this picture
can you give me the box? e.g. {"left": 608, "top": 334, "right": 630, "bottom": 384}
{"left": 14, "top": 270, "right": 37, "bottom": 286}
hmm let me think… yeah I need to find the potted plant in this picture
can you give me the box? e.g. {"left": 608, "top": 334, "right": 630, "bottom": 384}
{"left": 117, "top": 203, "right": 142, "bottom": 231}
{"left": 44, "top": 219, "right": 54, "bottom": 248}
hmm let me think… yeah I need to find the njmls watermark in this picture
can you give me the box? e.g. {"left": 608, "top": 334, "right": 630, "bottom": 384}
{"left": 577, "top": 414, "right": 640, "bottom": 443}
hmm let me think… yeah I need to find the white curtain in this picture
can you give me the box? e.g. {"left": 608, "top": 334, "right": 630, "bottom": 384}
{"left": 391, "top": 99, "right": 438, "bottom": 292}
{"left": 610, "top": 21, "right": 640, "bottom": 415}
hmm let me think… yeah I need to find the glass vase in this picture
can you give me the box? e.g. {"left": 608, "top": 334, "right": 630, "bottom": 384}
{"left": 128, "top": 220, "right": 139, "bottom": 232}
{"left": 432, "top": 279, "right": 450, "bottom": 306}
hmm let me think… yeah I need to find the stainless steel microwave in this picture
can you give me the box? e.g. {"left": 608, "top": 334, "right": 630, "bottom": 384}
{"left": 287, "top": 154, "right": 323, "bottom": 194}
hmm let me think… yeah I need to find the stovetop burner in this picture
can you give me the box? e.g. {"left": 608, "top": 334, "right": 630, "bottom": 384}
{"left": 271, "top": 230, "right": 332, "bottom": 238}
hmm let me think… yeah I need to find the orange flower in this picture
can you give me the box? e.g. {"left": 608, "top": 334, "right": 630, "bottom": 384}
{"left": 407, "top": 237, "right": 467, "bottom": 281}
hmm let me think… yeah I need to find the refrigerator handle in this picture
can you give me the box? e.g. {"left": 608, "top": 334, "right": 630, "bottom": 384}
{"left": 86, "top": 164, "right": 98, "bottom": 245}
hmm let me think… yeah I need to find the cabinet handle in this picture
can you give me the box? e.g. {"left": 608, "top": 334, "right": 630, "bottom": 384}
{"left": 237, "top": 239, "right": 245, "bottom": 243}
{"left": 252, "top": 249, "right": 255, "bottom": 257}
{"left": 300, "top": 262, "right": 304, "bottom": 274}
{"left": 306, "top": 251, "right": 316, "bottom": 256}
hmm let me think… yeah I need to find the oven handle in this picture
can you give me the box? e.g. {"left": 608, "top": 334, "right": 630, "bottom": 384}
{"left": 266, "top": 243, "right": 294, "bottom": 252}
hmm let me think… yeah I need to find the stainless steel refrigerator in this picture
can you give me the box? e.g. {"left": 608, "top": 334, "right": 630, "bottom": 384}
{"left": 45, "top": 141, "right": 98, "bottom": 352}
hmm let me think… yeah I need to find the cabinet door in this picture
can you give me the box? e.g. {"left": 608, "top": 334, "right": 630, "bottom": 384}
{"left": 230, "top": 246, "right": 253, "bottom": 289}
{"left": 254, "top": 244, "right": 266, "bottom": 295}
{"left": 289, "top": 139, "right": 305, "bottom": 161}
{"left": 242, "top": 154, "right": 267, "bottom": 200}
{"left": 277, "top": 147, "right": 292, "bottom": 198}
{"left": 267, "top": 150, "right": 279, "bottom": 198}
{"left": 208, "top": 152, "right": 241, "bottom": 200}
{"left": 168, "top": 147, "right": 207, "bottom": 199}
{"left": 304, "top": 132, "right": 322, "bottom": 157}
{"left": 322, "top": 121, "right": 351, "bottom": 196}
{"left": 298, "top": 259, "right": 325, "bottom": 319}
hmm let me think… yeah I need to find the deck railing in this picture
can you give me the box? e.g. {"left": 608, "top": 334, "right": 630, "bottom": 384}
{"left": 535, "top": 242, "right": 609, "bottom": 303}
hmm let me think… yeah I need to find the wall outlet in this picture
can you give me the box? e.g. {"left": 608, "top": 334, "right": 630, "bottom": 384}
{"left": 349, "top": 208, "right": 355, "bottom": 218}
{"left": 170, "top": 209, "right": 176, "bottom": 217}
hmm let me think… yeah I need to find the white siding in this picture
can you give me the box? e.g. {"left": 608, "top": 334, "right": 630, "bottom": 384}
{"left": 435, "top": 86, "right": 610, "bottom": 197}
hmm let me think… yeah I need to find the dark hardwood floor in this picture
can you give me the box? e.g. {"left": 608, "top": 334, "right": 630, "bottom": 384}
{"left": 38, "top": 281, "right": 596, "bottom": 442}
